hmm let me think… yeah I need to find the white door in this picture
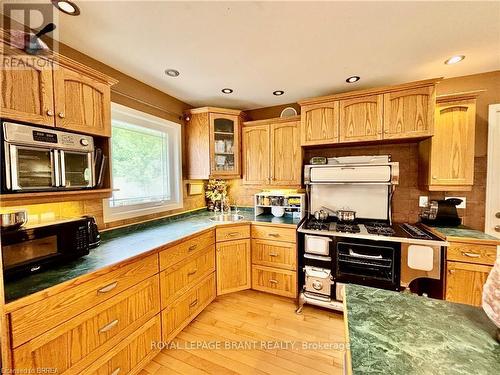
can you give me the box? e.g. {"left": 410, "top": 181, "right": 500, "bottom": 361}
{"left": 485, "top": 104, "right": 500, "bottom": 238}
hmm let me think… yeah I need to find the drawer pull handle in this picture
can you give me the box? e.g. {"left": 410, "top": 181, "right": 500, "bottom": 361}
{"left": 110, "top": 368, "right": 121, "bottom": 375}
{"left": 462, "top": 252, "right": 480, "bottom": 258}
{"left": 268, "top": 233, "right": 280, "bottom": 237}
{"left": 189, "top": 299, "right": 198, "bottom": 308}
{"left": 187, "top": 269, "right": 198, "bottom": 276}
{"left": 227, "top": 232, "right": 239, "bottom": 237}
{"left": 97, "top": 282, "right": 118, "bottom": 294}
{"left": 269, "top": 253, "right": 279, "bottom": 257}
{"left": 99, "top": 319, "right": 119, "bottom": 333}
{"left": 269, "top": 279, "right": 279, "bottom": 284}
{"left": 448, "top": 269, "right": 455, "bottom": 274}
{"left": 189, "top": 244, "right": 197, "bottom": 251}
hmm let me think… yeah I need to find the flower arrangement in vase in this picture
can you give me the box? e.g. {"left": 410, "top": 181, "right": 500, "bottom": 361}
{"left": 205, "top": 179, "right": 228, "bottom": 211}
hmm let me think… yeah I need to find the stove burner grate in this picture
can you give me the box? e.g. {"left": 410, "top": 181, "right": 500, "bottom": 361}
{"left": 365, "top": 222, "right": 395, "bottom": 236}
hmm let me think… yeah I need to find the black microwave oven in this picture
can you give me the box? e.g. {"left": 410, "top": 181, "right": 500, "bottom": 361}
{"left": 1, "top": 216, "right": 100, "bottom": 280}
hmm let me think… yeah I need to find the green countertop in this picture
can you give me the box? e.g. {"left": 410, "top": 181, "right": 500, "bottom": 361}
{"left": 345, "top": 284, "right": 500, "bottom": 375}
{"left": 4, "top": 208, "right": 300, "bottom": 303}
{"left": 429, "top": 225, "right": 500, "bottom": 241}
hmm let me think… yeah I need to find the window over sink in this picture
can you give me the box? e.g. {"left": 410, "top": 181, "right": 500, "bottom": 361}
{"left": 103, "top": 103, "right": 183, "bottom": 222}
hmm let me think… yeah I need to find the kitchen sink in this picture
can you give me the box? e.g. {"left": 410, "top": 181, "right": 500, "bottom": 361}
{"left": 209, "top": 213, "right": 244, "bottom": 222}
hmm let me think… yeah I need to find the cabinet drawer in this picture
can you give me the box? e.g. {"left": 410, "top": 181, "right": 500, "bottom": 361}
{"left": 216, "top": 224, "right": 250, "bottom": 242}
{"left": 162, "top": 273, "right": 216, "bottom": 342}
{"left": 446, "top": 242, "right": 496, "bottom": 266}
{"left": 13, "top": 275, "right": 160, "bottom": 374}
{"left": 159, "top": 230, "right": 215, "bottom": 270}
{"left": 251, "top": 239, "right": 296, "bottom": 270}
{"left": 9, "top": 254, "right": 158, "bottom": 348}
{"left": 251, "top": 265, "right": 297, "bottom": 298}
{"left": 251, "top": 225, "right": 296, "bottom": 243}
{"left": 160, "top": 245, "right": 215, "bottom": 308}
{"left": 86, "top": 315, "right": 161, "bottom": 375}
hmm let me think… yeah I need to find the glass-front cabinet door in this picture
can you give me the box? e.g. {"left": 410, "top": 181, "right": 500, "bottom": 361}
{"left": 209, "top": 113, "right": 241, "bottom": 177}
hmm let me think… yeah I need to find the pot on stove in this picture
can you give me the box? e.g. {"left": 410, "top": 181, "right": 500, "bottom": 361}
{"left": 313, "top": 210, "right": 329, "bottom": 221}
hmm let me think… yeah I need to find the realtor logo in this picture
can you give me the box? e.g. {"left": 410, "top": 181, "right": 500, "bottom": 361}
{"left": 1, "top": 1, "right": 58, "bottom": 56}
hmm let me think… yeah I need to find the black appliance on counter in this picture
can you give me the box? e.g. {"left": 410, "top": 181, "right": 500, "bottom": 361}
{"left": 420, "top": 198, "right": 463, "bottom": 226}
{"left": 1, "top": 216, "right": 100, "bottom": 280}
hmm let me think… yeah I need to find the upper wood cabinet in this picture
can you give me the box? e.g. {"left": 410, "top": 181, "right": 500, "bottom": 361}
{"left": 0, "top": 42, "right": 117, "bottom": 137}
{"left": 383, "top": 86, "right": 435, "bottom": 139}
{"left": 0, "top": 53, "right": 55, "bottom": 126}
{"left": 300, "top": 102, "right": 339, "bottom": 145}
{"left": 298, "top": 78, "right": 440, "bottom": 146}
{"left": 418, "top": 92, "right": 479, "bottom": 191}
{"left": 185, "top": 107, "right": 245, "bottom": 179}
{"left": 242, "top": 117, "right": 302, "bottom": 186}
{"left": 53, "top": 64, "right": 112, "bottom": 136}
{"left": 339, "top": 94, "right": 383, "bottom": 142}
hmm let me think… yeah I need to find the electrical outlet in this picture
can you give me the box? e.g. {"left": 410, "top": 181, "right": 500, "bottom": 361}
{"left": 419, "top": 196, "right": 429, "bottom": 207}
{"left": 445, "top": 196, "right": 466, "bottom": 209}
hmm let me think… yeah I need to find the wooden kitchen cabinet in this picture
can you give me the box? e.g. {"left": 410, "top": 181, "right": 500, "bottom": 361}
{"left": 445, "top": 261, "right": 492, "bottom": 306}
{"left": 185, "top": 107, "right": 246, "bottom": 179}
{"left": 0, "top": 52, "right": 55, "bottom": 126}
{"left": 419, "top": 92, "right": 479, "bottom": 191}
{"left": 300, "top": 101, "right": 339, "bottom": 145}
{"left": 0, "top": 42, "right": 117, "bottom": 136}
{"left": 53, "top": 64, "right": 112, "bottom": 136}
{"left": 339, "top": 94, "right": 384, "bottom": 142}
{"left": 242, "top": 116, "right": 302, "bottom": 186}
{"left": 383, "top": 86, "right": 435, "bottom": 139}
{"left": 216, "top": 238, "right": 251, "bottom": 295}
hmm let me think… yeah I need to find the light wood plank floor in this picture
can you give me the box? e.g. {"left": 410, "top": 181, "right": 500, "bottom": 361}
{"left": 140, "top": 290, "right": 346, "bottom": 375}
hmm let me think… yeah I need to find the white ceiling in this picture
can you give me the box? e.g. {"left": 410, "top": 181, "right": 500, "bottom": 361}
{"left": 45, "top": 1, "right": 500, "bottom": 109}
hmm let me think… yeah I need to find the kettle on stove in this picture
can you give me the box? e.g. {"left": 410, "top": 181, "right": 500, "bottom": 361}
{"left": 420, "top": 198, "right": 462, "bottom": 226}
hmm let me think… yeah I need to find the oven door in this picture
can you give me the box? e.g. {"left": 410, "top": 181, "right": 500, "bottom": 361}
{"left": 60, "top": 150, "right": 94, "bottom": 188}
{"left": 7, "top": 144, "right": 59, "bottom": 191}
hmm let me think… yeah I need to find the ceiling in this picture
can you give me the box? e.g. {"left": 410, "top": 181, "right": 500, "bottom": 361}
{"left": 22, "top": 1, "right": 500, "bottom": 109}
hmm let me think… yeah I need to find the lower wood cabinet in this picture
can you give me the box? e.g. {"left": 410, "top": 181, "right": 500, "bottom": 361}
{"left": 216, "top": 238, "right": 252, "bottom": 295}
{"left": 12, "top": 275, "right": 160, "bottom": 373}
{"left": 161, "top": 273, "right": 216, "bottom": 342}
{"left": 445, "top": 261, "right": 492, "bottom": 306}
{"left": 251, "top": 265, "right": 297, "bottom": 298}
{"left": 85, "top": 315, "right": 161, "bottom": 375}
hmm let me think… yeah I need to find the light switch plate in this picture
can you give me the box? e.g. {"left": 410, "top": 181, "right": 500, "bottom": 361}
{"left": 419, "top": 196, "right": 429, "bottom": 207}
{"left": 445, "top": 196, "right": 466, "bottom": 209}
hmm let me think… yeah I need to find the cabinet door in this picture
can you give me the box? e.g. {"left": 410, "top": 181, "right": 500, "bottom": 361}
{"left": 270, "top": 121, "right": 302, "bottom": 185}
{"left": 0, "top": 53, "right": 55, "bottom": 126}
{"left": 216, "top": 239, "right": 251, "bottom": 295}
{"left": 210, "top": 113, "right": 241, "bottom": 178}
{"left": 445, "top": 261, "right": 491, "bottom": 306}
{"left": 383, "top": 86, "right": 435, "bottom": 139}
{"left": 339, "top": 95, "right": 383, "bottom": 142}
{"left": 242, "top": 125, "right": 270, "bottom": 185}
{"left": 429, "top": 100, "right": 476, "bottom": 187}
{"left": 186, "top": 111, "right": 211, "bottom": 179}
{"left": 53, "top": 65, "right": 111, "bottom": 136}
{"left": 300, "top": 101, "right": 339, "bottom": 145}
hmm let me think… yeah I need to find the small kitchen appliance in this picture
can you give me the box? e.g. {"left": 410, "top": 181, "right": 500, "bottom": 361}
{"left": 1, "top": 216, "right": 100, "bottom": 280}
{"left": 420, "top": 198, "right": 462, "bottom": 226}
{"left": 1, "top": 121, "right": 97, "bottom": 193}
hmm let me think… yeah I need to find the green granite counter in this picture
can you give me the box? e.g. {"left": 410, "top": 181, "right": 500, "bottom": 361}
{"left": 345, "top": 284, "right": 499, "bottom": 375}
{"left": 4, "top": 208, "right": 300, "bottom": 303}
{"left": 423, "top": 224, "right": 500, "bottom": 245}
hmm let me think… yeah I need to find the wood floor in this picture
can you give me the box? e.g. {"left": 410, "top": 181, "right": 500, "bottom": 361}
{"left": 140, "top": 290, "right": 346, "bottom": 375}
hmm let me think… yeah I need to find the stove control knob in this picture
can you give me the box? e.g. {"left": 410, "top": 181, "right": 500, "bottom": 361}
{"left": 80, "top": 139, "right": 89, "bottom": 146}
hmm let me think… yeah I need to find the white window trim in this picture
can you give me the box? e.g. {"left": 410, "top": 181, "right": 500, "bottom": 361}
{"left": 103, "top": 103, "right": 183, "bottom": 223}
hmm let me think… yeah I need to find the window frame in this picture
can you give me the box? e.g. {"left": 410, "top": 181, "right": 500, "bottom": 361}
{"left": 103, "top": 103, "right": 183, "bottom": 223}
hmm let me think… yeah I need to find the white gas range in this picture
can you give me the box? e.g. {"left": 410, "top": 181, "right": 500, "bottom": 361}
{"left": 296, "top": 156, "right": 448, "bottom": 313}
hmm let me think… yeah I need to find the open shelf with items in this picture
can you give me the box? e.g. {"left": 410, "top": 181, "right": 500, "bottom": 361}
{"left": 254, "top": 190, "right": 305, "bottom": 219}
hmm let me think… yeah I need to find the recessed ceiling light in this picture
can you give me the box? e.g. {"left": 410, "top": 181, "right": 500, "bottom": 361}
{"left": 165, "top": 69, "right": 180, "bottom": 77}
{"left": 273, "top": 90, "right": 285, "bottom": 96}
{"left": 444, "top": 55, "right": 465, "bottom": 65}
{"left": 51, "top": 0, "right": 80, "bottom": 16}
{"left": 346, "top": 76, "right": 360, "bottom": 83}
{"left": 221, "top": 88, "right": 233, "bottom": 94}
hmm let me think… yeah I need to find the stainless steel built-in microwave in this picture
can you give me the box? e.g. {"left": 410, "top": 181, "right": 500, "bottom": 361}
{"left": 1, "top": 121, "right": 95, "bottom": 192}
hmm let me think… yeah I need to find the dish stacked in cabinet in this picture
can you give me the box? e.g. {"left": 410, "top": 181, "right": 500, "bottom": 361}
{"left": 251, "top": 225, "right": 297, "bottom": 297}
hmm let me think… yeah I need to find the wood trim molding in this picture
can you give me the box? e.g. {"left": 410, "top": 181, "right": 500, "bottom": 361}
{"left": 243, "top": 115, "right": 301, "bottom": 127}
{"left": 436, "top": 90, "right": 486, "bottom": 103}
{"left": 185, "top": 107, "right": 246, "bottom": 116}
{"left": 298, "top": 78, "right": 442, "bottom": 105}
